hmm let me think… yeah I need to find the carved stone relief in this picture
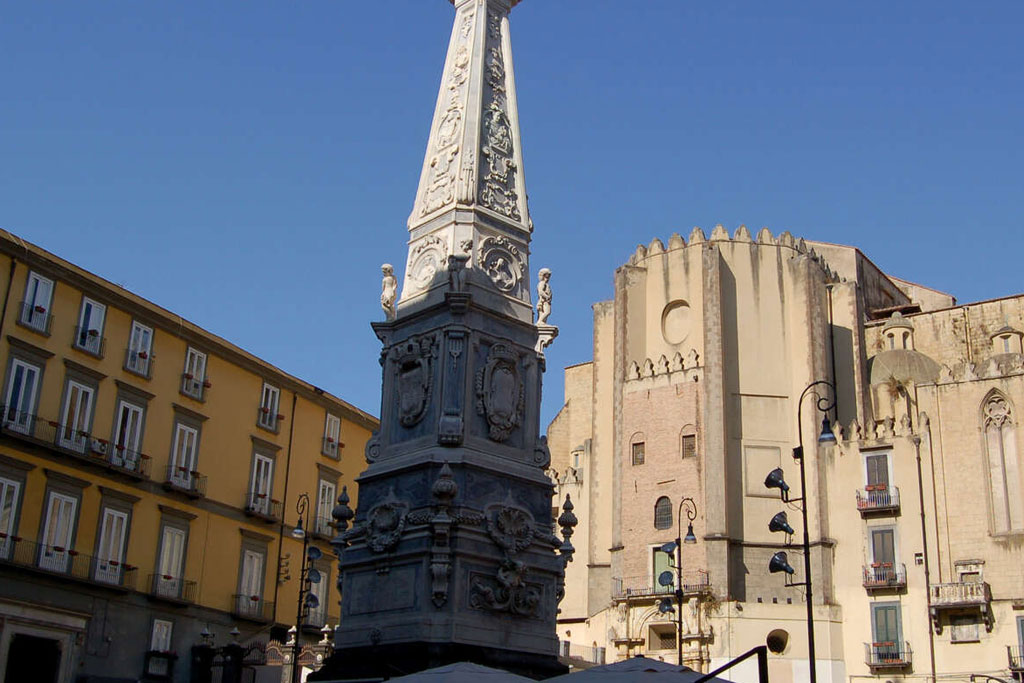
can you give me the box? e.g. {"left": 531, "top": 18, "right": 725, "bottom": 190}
{"left": 477, "top": 11, "right": 521, "bottom": 221}
{"left": 390, "top": 334, "right": 439, "bottom": 428}
{"left": 407, "top": 235, "right": 448, "bottom": 294}
{"left": 470, "top": 492, "right": 542, "bottom": 618}
{"left": 475, "top": 343, "right": 524, "bottom": 441}
{"left": 478, "top": 235, "right": 526, "bottom": 295}
{"left": 365, "top": 490, "right": 410, "bottom": 553}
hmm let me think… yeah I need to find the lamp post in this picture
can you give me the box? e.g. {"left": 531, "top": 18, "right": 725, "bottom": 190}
{"left": 659, "top": 497, "right": 698, "bottom": 666}
{"left": 291, "top": 493, "right": 324, "bottom": 683}
{"left": 764, "top": 380, "right": 835, "bottom": 683}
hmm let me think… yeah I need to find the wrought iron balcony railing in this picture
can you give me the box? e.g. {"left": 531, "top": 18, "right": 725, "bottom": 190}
{"left": 1009, "top": 645, "right": 1023, "bottom": 671}
{"left": 0, "top": 535, "right": 137, "bottom": 590}
{"left": 73, "top": 325, "right": 105, "bottom": 357}
{"left": 162, "top": 463, "right": 207, "bottom": 498}
{"left": 244, "top": 492, "right": 282, "bottom": 522}
{"left": 232, "top": 593, "right": 275, "bottom": 622}
{"left": 612, "top": 573, "right": 711, "bottom": 599}
{"left": 865, "top": 641, "right": 912, "bottom": 669}
{"left": 856, "top": 485, "right": 900, "bottom": 514}
{"left": 322, "top": 436, "right": 340, "bottom": 458}
{"left": 863, "top": 563, "right": 907, "bottom": 591}
{"left": 180, "top": 373, "right": 207, "bottom": 400}
{"left": 18, "top": 301, "right": 52, "bottom": 335}
{"left": 312, "top": 515, "right": 334, "bottom": 539}
{"left": 149, "top": 573, "right": 198, "bottom": 604}
{"left": 124, "top": 348, "right": 153, "bottom": 378}
{"left": 257, "top": 407, "right": 279, "bottom": 431}
{"left": 0, "top": 406, "right": 151, "bottom": 480}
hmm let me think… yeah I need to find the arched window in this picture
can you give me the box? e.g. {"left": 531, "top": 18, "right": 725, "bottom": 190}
{"left": 654, "top": 497, "right": 672, "bottom": 529}
{"left": 983, "top": 392, "right": 1024, "bottom": 532}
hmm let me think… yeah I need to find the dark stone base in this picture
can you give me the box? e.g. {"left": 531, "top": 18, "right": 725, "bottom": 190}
{"left": 308, "top": 642, "right": 568, "bottom": 681}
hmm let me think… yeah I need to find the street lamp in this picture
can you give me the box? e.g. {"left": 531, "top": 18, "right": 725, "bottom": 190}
{"left": 657, "top": 497, "right": 698, "bottom": 666}
{"left": 764, "top": 379, "right": 835, "bottom": 683}
{"left": 291, "top": 493, "right": 323, "bottom": 683}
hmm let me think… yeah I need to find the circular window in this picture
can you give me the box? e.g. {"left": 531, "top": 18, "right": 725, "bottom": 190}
{"left": 766, "top": 629, "right": 789, "bottom": 654}
{"left": 661, "top": 300, "right": 691, "bottom": 345}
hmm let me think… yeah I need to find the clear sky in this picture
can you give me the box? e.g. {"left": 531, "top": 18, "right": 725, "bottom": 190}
{"left": 2, "top": 1, "right": 1022, "bottom": 427}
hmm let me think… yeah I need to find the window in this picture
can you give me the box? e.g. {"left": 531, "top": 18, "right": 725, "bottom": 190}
{"left": 169, "top": 424, "right": 198, "bottom": 488}
{"left": 39, "top": 491, "right": 77, "bottom": 573}
{"left": 238, "top": 548, "right": 265, "bottom": 617}
{"left": 652, "top": 547, "right": 674, "bottom": 591}
{"left": 950, "top": 614, "right": 980, "bottom": 642}
{"left": 317, "top": 479, "right": 337, "bottom": 536}
{"left": 865, "top": 453, "right": 890, "bottom": 488}
{"left": 20, "top": 271, "right": 53, "bottom": 334}
{"left": 681, "top": 432, "right": 697, "bottom": 459}
{"left": 257, "top": 383, "right": 280, "bottom": 431}
{"left": 654, "top": 497, "right": 672, "bottom": 530}
{"left": 94, "top": 508, "right": 128, "bottom": 585}
{"left": 871, "top": 603, "right": 902, "bottom": 658}
{"left": 156, "top": 525, "right": 187, "bottom": 598}
{"left": 648, "top": 624, "right": 676, "bottom": 651}
{"left": 248, "top": 454, "right": 274, "bottom": 514}
{"left": 870, "top": 527, "right": 896, "bottom": 566}
{"left": 125, "top": 321, "right": 153, "bottom": 377}
{"left": 112, "top": 401, "right": 144, "bottom": 469}
{"left": 150, "top": 619, "right": 173, "bottom": 652}
{"left": 631, "top": 442, "right": 645, "bottom": 466}
{"left": 322, "top": 413, "right": 341, "bottom": 457}
{"left": 982, "top": 392, "right": 1024, "bottom": 532}
{"left": 3, "top": 359, "right": 41, "bottom": 435}
{"left": 58, "top": 379, "right": 94, "bottom": 453}
{"left": 181, "top": 348, "right": 207, "bottom": 399}
{"left": 0, "top": 477, "right": 21, "bottom": 560}
{"left": 572, "top": 450, "right": 582, "bottom": 469}
{"left": 1005, "top": 336, "right": 1012, "bottom": 353}
{"left": 307, "top": 562, "right": 329, "bottom": 626}
{"left": 74, "top": 297, "right": 106, "bottom": 356}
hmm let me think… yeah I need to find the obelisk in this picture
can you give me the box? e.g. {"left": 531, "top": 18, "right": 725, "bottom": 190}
{"left": 315, "top": 0, "right": 572, "bottom": 678}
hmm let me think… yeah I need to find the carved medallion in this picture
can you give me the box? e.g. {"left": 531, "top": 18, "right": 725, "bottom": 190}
{"left": 476, "top": 343, "right": 524, "bottom": 441}
{"left": 365, "top": 491, "right": 409, "bottom": 554}
{"left": 487, "top": 505, "right": 534, "bottom": 555}
{"left": 407, "top": 236, "right": 447, "bottom": 292}
{"left": 390, "top": 334, "right": 438, "bottom": 428}
{"left": 477, "top": 236, "right": 525, "bottom": 295}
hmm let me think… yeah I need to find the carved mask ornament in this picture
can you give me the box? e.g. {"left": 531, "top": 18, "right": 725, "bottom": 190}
{"left": 476, "top": 343, "right": 524, "bottom": 441}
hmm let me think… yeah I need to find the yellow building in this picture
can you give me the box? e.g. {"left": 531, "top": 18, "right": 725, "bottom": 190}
{"left": 0, "top": 229, "right": 375, "bottom": 683}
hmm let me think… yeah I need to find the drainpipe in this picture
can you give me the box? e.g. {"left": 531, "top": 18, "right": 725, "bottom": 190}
{"left": 273, "top": 391, "right": 299, "bottom": 622}
{"left": 913, "top": 433, "right": 937, "bottom": 683}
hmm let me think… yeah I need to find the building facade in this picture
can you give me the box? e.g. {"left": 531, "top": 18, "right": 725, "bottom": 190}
{"left": 548, "top": 226, "right": 1024, "bottom": 681}
{"left": 0, "top": 229, "right": 376, "bottom": 683}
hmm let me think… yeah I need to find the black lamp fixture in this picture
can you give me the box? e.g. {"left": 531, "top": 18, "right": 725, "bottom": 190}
{"left": 291, "top": 493, "right": 324, "bottom": 683}
{"left": 769, "top": 551, "right": 795, "bottom": 575}
{"left": 768, "top": 511, "right": 794, "bottom": 535}
{"left": 658, "top": 497, "right": 698, "bottom": 666}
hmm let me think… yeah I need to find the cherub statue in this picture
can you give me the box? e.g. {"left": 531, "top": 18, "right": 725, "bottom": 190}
{"left": 536, "top": 268, "right": 552, "bottom": 324}
{"left": 381, "top": 264, "right": 397, "bottom": 321}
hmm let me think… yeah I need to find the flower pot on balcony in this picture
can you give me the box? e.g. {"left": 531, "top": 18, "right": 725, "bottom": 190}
{"left": 34, "top": 305, "right": 46, "bottom": 313}
{"left": 88, "top": 329, "right": 98, "bottom": 337}
{"left": 202, "top": 380, "right": 211, "bottom": 388}
{"left": 138, "top": 351, "right": 148, "bottom": 359}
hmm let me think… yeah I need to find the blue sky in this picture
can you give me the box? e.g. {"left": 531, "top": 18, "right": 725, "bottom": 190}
{"left": 2, "top": 1, "right": 1022, "bottom": 427}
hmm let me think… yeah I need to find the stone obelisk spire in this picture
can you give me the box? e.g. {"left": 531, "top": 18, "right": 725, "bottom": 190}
{"left": 399, "top": 0, "right": 533, "bottom": 325}
{"left": 316, "top": 2, "right": 572, "bottom": 680}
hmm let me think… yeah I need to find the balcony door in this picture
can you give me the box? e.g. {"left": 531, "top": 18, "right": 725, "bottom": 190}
{"left": 127, "top": 322, "right": 152, "bottom": 374}
{"left": 23, "top": 271, "right": 54, "bottom": 330}
{"left": 249, "top": 455, "right": 273, "bottom": 513}
{"left": 39, "top": 492, "right": 77, "bottom": 572}
{"left": 871, "top": 603, "right": 902, "bottom": 660}
{"left": 870, "top": 528, "right": 895, "bottom": 566}
{"left": 169, "top": 425, "right": 197, "bottom": 488}
{"left": 95, "top": 509, "right": 128, "bottom": 584}
{"left": 112, "top": 401, "right": 144, "bottom": 468}
{"left": 4, "top": 359, "right": 40, "bottom": 435}
{"left": 157, "top": 527, "right": 186, "bottom": 598}
{"left": 239, "top": 549, "right": 264, "bottom": 616}
{"left": 58, "top": 380, "right": 94, "bottom": 453}
{"left": 652, "top": 547, "right": 674, "bottom": 592}
{"left": 317, "top": 480, "right": 336, "bottom": 535}
{"left": 0, "top": 477, "right": 20, "bottom": 559}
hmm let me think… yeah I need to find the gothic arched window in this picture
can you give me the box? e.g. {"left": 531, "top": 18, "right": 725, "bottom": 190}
{"left": 654, "top": 497, "right": 672, "bottom": 530}
{"left": 983, "top": 392, "right": 1024, "bottom": 532}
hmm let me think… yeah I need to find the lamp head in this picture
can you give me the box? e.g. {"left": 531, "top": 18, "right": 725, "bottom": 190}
{"left": 818, "top": 415, "right": 836, "bottom": 444}
{"left": 683, "top": 523, "right": 697, "bottom": 544}
{"left": 291, "top": 521, "right": 305, "bottom": 540}
{"left": 660, "top": 541, "right": 678, "bottom": 555}
{"left": 764, "top": 468, "right": 790, "bottom": 493}
{"left": 769, "top": 511, "right": 795, "bottom": 535}
{"left": 768, "top": 551, "right": 795, "bottom": 575}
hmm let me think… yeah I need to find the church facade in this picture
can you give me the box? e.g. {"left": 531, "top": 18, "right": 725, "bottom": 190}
{"left": 548, "top": 229, "right": 1024, "bottom": 681}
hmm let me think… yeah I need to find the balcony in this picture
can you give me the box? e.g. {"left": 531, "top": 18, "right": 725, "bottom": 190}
{"left": 863, "top": 563, "right": 907, "bottom": 592}
{"left": 0, "top": 407, "right": 151, "bottom": 480}
{"left": 322, "top": 436, "right": 340, "bottom": 458}
{"left": 865, "top": 641, "right": 912, "bottom": 670}
{"left": 72, "top": 325, "right": 105, "bottom": 358}
{"left": 312, "top": 515, "right": 334, "bottom": 540}
{"left": 17, "top": 301, "right": 52, "bottom": 335}
{"left": 124, "top": 348, "right": 153, "bottom": 379}
{"left": 148, "top": 573, "right": 198, "bottom": 605}
{"left": 0, "top": 536, "right": 137, "bottom": 591}
{"left": 303, "top": 604, "right": 328, "bottom": 631}
{"left": 162, "top": 464, "right": 207, "bottom": 498}
{"left": 232, "top": 594, "right": 275, "bottom": 623}
{"left": 856, "top": 485, "right": 900, "bottom": 515}
{"left": 180, "top": 373, "right": 207, "bottom": 401}
{"left": 612, "top": 573, "right": 711, "bottom": 600}
{"left": 929, "top": 581, "right": 993, "bottom": 633}
{"left": 244, "top": 492, "right": 282, "bottom": 523}
{"left": 1009, "top": 646, "right": 1023, "bottom": 672}
{"left": 257, "top": 407, "right": 279, "bottom": 432}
